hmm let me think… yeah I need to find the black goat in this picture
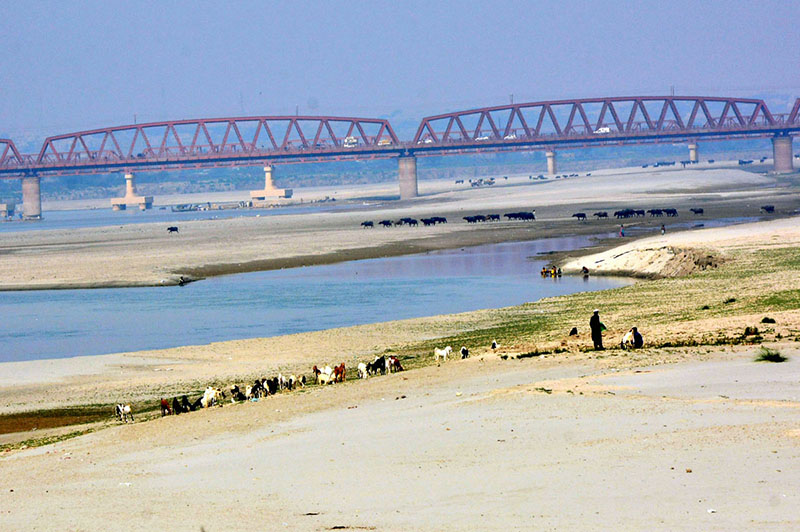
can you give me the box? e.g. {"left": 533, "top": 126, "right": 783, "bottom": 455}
{"left": 367, "top": 356, "right": 386, "bottom": 376}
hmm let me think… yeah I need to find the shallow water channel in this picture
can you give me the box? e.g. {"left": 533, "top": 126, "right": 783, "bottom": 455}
{"left": 0, "top": 235, "right": 633, "bottom": 363}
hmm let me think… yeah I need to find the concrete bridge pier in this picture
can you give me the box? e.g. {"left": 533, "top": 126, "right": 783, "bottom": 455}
{"left": 22, "top": 175, "right": 42, "bottom": 220}
{"left": 546, "top": 150, "right": 557, "bottom": 175}
{"left": 251, "top": 165, "right": 292, "bottom": 200}
{"left": 688, "top": 142, "right": 698, "bottom": 163}
{"left": 111, "top": 172, "right": 153, "bottom": 210}
{"left": 398, "top": 156, "right": 418, "bottom": 199}
{"left": 772, "top": 135, "right": 794, "bottom": 174}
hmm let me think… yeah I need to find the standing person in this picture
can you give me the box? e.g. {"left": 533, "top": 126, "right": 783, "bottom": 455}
{"left": 590, "top": 309, "right": 604, "bottom": 350}
{"left": 661, "top": 224, "right": 666, "bottom": 235}
{"left": 619, "top": 224, "right": 625, "bottom": 237}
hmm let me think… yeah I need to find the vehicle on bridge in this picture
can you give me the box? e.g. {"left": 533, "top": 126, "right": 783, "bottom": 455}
{"left": 343, "top": 136, "right": 359, "bottom": 148}
{"left": 594, "top": 126, "right": 611, "bottom": 134}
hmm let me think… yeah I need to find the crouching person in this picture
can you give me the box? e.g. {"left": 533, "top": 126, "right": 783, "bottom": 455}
{"left": 621, "top": 327, "right": 644, "bottom": 349}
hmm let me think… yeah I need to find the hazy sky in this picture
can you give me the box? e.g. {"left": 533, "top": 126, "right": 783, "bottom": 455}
{"left": 1, "top": 1, "right": 798, "bottom": 142}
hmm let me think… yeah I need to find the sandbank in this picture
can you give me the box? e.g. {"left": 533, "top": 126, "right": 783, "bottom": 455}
{"left": 1, "top": 164, "right": 790, "bottom": 290}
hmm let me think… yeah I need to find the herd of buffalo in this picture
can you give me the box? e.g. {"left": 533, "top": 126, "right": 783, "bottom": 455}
{"left": 361, "top": 211, "right": 536, "bottom": 228}
{"left": 572, "top": 205, "right": 777, "bottom": 221}
{"left": 361, "top": 204, "right": 778, "bottom": 228}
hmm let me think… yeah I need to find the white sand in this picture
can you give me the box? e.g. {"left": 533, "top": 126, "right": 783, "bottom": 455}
{"left": 1, "top": 347, "right": 798, "bottom": 531}
{"left": 562, "top": 216, "right": 800, "bottom": 277}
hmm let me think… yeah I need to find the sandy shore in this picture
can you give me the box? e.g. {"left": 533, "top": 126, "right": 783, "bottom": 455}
{"left": 561, "top": 215, "right": 800, "bottom": 278}
{"left": 1, "top": 347, "right": 798, "bottom": 531}
{"left": 2, "top": 163, "right": 800, "bottom": 530}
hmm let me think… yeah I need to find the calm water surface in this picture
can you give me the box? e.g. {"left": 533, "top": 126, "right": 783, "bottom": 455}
{"left": 0, "top": 235, "right": 630, "bottom": 363}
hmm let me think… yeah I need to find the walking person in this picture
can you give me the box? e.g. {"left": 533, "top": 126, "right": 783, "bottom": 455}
{"left": 661, "top": 224, "right": 666, "bottom": 235}
{"left": 619, "top": 224, "right": 625, "bottom": 237}
{"left": 590, "top": 309, "right": 604, "bottom": 350}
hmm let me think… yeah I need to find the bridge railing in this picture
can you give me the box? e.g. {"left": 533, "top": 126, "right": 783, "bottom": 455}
{"left": 412, "top": 96, "right": 788, "bottom": 144}
{"left": 32, "top": 134, "right": 400, "bottom": 167}
{"left": 414, "top": 115, "right": 790, "bottom": 145}
{"left": 33, "top": 116, "right": 400, "bottom": 166}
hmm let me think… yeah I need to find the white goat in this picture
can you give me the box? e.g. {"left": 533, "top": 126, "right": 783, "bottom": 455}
{"left": 287, "top": 374, "right": 302, "bottom": 389}
{"left": 115, "top": 403, "right": 133, "bottom": 423}
{"left": 434, "top": 346, "right": 453, "bottom": 365}
{"left": 201, "top": 387, "right": 224, "bottom": 408}
{"left": 358, "top": 362, "right": 368, "bottom": 379}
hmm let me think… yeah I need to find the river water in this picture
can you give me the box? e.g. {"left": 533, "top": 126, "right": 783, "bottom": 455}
{"left": 0, "top": 235, "right": 630, "bottom": 363}
{"left": 0, "top": 203, "right": 354, "bottom": 233}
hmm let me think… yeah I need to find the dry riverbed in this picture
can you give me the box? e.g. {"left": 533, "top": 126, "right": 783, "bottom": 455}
{"left": 1, "top": 165, "right": 800, "bottom": 530}
{"left": 0, "top": 165, "right": 794, "bottom": 290}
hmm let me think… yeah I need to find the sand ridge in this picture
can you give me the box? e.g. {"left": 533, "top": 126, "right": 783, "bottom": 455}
{"left": 561, "top": 215, "right": 800, "bottom": 277}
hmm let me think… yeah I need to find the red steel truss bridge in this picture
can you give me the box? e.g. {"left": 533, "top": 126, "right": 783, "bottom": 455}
{"left": 1, "top": 96, "right": 798, "bottom": 215}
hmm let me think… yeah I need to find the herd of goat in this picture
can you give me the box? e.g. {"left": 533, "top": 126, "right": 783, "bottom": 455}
{"left": 115, "top": 344, "right": 495, "bottom": 423}
{"left": 115, "top": 355, "right": 408, "bottom": 422}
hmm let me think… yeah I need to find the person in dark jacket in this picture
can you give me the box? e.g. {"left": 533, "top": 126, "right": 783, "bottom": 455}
{"left": 590, "top": 309, "right": 604, "bottom": 350}
{"left": 632, "top": 327, "right": 644, "bottom": 348}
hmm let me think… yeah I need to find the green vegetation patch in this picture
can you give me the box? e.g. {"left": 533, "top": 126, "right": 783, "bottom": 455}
{"left": 758, "top": 289, "right": 800, "bottom": 311}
